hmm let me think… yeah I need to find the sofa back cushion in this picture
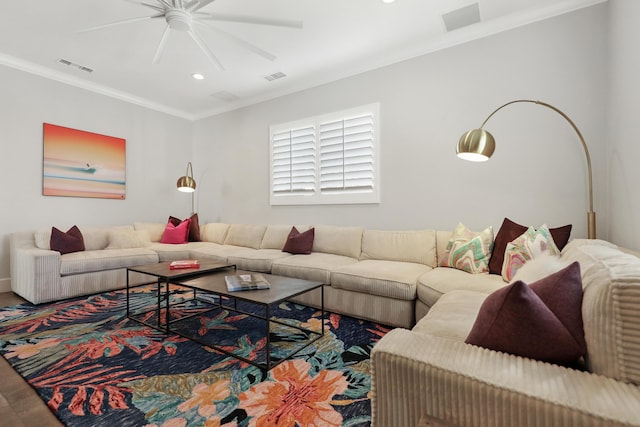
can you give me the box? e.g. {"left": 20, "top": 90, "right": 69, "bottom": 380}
{"left": 561, "top": 239, "right": 640, "bottom": 385}
{"left": 360, "top": 229, "right": 436, "bottom": 266}
{"left": 312, "top": 225, "right": 364, "bottom": 259}
{"left": 224, "top": 224, "right": 267, "bottom": 249}
{"left": 134, "top": 222, "right": 166, "bottom": 242}
{"left": 260, "top": 225, "right": 312, "bottom": 249}
{"left": 36, "top": 225, "right": 134, "bottom": 250}
{"left": 201, "top": 223, "right": 230, "bottom": 244}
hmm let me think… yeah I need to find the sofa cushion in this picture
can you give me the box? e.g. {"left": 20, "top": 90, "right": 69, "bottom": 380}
{"left": 50, "top": 226, "right": 85, "bottom": 255}
{"left": 440, "top": 223, "right": 493, "bottom": 274}
{"left": 360, "top": 229, "right": 436, "bottom": 266}
{"left": 561, "top": 239, "right": 640, "bottom": 385}
{"left": 271, "top": 253, "right": 358, "bottom": 284}
{"left": 312, "top": 225, "right": 364, "bottom": 259}
{"left": 413, "top": 290, "right": 487, "bottom": 341}
{"left": 466, "top": 262, "right": 586, "bottom": 365}
{"left": 147, "top": 242, "right": 195, "bottom": 262}
{"left": 282, "top": 226, "right": 315, "bottom": 254}
{"left": 188, "top": 242, "right": 230, "bottom": 263}
{"left": 224, "top": 224, "right": 267, "bottom": 249}
{"left": 417, "top": 267, "right": 505, "bottom": 309}
{"left": 106, "top": 229, "right": 150, "bottom": 249}
{"left": 489, "top": 217, "right": 572, "bottom": 275}
{"left": 502, "top": 225, "right": 560, "bottom": 282}
{"left": 227, "top": 248, "right": 292, "bottom": 273}
{"left": 261, "top": 225, "right": 311, "bottom": 249}
{"left": 36, "top": 225, "right": 134, "bottom": 250}
{"left": 133, "top": 222, "right": 166, "bottom": 242}
{"left": 201, "top": 223, "right": 230, "bottom": 244}
{"left": 60, "top": 248, "right": 159, "bottom": 276}
{"left": 331, "top": 260, "right": 430, "bottom": 300}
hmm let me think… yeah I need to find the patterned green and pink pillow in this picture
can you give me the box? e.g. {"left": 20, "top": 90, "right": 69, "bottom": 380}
{"left": 501, "top": 224, "right": 560, "bottom": 282}
{"left": 440, "top": 223, "right": 494, "bottom": 274}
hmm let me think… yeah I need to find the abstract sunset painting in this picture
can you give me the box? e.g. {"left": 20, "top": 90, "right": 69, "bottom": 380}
{"left": 43, "top": 123, "right": 126, "bottom": 199}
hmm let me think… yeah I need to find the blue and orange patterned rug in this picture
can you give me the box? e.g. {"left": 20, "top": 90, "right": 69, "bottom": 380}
{"left": 0, "top": 285, "right": 390, "bottom": 426}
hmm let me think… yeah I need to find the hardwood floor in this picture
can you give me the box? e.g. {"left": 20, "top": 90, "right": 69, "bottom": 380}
{"left": 0, "top": 292, "right": 64, "bottom": 426}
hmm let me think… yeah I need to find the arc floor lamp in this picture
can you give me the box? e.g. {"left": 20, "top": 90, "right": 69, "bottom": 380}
{"left": 457, "top": 99, "right": 596, "bottom": 239}
{"left": 176, "top": 161, "right": 196, "bottom": 215}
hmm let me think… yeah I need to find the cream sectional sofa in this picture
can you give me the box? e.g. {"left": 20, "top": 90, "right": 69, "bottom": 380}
{"left": 11, "top": 222, "right": 457, "bottom": 328}
{"left": 371, "top": 238, "right": 640, "bottom": 427}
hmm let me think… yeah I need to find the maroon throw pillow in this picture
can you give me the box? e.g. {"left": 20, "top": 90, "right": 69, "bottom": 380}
{"left": 282, "top": 226, "right": 315, "bottom": 255}
{"left": 489, "top": 218, "right": 572, "bottom": 275}
{"left": 465, "top": 261, "right": 585, "bottom": 365}
{"left": 169, "top": 214, "right": 201, "bottom": 242}
{"left": 161, "top": 218, "right": 191, "bottom": 244}
{"left": 50, "top": 225, "right": 85, "bottom": 255}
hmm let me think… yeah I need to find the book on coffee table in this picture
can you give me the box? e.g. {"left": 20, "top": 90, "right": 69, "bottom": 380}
{"left": 225, "top": 273, "right": 270, "bottom": 292}
{"left": 169, "top": 260, "right": 200, "bottom": 270}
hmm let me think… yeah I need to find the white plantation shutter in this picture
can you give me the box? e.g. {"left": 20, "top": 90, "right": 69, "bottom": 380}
{"left": 271, "top": 126, "right": 316, "bottom": 195}
{"left": 319, "top": 114, "right": 374, "bottom": 193}
{"left": 270, "top": 103, "right": 379, "bottom": 205}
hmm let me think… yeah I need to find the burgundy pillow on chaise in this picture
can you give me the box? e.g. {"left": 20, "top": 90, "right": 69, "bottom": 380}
{"left": 465, "top": 261, "right": 586, "bottom": 365}
{"left": 282, "top": 226, "right": 315, "bottom": 255}
{"left": 169, "top": 213, "right": 200, "bottom": 242}
{"left": 50, "top": 225, "right": 85, "bottom": 255}
{"left": 489, "top": 217, "right": 572, "bottom": 275}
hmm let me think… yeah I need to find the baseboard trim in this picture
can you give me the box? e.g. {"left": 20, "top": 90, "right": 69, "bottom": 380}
{"left": 0, "top": 278, "right": 11, "bottom": 293}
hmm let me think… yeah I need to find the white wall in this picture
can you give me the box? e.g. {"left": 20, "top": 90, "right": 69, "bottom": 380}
{"left": 606, "top": 0, "right": 640, "bottom": 250}
{"left": 0, "top": 66, "right": 195, "bottom": 288}
{"left": 194, "top": 5, "right": 608, "bottom": 239}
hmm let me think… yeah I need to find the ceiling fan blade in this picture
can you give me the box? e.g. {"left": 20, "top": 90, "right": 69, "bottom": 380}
{"left": 194, "top": 21, "right": 276, "bottom": 61}
{"left": 187, "top": 29, "right": 225, "bottom": 71}
{"left": 152, "top": 25, "right": 171, "bottom": 64}
{"left": 76, "top": 14, "right": 163, "bottom": 33}
{"left": 187, "top": 0, "right": 216, "bottom": 13}
{"left": 198, "top": 13, "right": 303, "bottom": 29}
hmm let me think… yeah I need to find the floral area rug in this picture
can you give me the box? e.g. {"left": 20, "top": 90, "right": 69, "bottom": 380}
{"left": 0, "top": 285, "right": 390, "bottom": 427}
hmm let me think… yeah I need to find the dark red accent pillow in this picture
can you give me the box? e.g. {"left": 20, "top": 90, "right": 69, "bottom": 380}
{"left": 465, "top": 261, "right": 585, "bottom": 365}
{"left": 169, "top": 214, "right": 200, "bottom": 242}
{"left": 161, "top": 218, "right": 191, "bottom": 244}
{"left": 50, "top": 225, "right": 85, "bottom": 255}
{"left": 282, "top": 226, "right": 315, "bottom": 255}
{"left": 489, "top": 218, "right": 572, "bottom": 275}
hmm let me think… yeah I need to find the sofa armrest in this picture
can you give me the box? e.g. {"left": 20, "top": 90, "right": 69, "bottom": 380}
{"left": 371, "top": 329, "right": 640, "bottom": 427}
{"left": 10, "top": 231, "right": 61, "bottom": 304}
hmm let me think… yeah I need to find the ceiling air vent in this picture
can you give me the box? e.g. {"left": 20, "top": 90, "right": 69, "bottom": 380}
{"left": 442, "top": 3, "right": 481, "bottom": 32}
{"left": 57, "top": 58, "right": 94, "bottom": 73}
{"left": 264, "top": 71, "right": 286, "bottom": 82}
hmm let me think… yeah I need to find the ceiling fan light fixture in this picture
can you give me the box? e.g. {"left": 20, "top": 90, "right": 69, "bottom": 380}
{"left": 166, "top": 9, "right": 192, "bottom": 31}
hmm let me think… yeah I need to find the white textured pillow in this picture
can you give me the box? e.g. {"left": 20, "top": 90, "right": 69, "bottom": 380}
{"left": 510, "top": 252, "right": 569, "bottom": 284}
{"left": 106, "top": 230, "right": 150, "bottom": 249}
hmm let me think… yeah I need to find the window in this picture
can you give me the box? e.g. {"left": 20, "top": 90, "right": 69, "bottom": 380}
{"left": 270, "top": 103, "right": 380, "bottom": 205}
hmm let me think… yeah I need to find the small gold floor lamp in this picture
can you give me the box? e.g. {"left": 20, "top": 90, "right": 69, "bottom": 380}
{"left": 457, "top": 99, "right": 596, "bottom": 239}
{"left": 177, "top": 161, "right": 196, "bottom": 215}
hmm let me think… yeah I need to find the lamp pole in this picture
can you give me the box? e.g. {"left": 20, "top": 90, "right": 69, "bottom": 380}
{"left": 457, "top": 99, "right": 595, "bottom": 239}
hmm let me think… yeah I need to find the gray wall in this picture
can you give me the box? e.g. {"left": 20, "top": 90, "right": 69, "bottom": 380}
{"left": 194, "top": 5, "right": 608, "bottom": 238}
{"left": 606, "top": 0, "right": 640, "bottom": 249}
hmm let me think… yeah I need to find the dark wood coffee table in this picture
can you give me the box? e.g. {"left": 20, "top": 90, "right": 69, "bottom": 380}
{"left": 173, "top": 270, "right": 324, "bottom": 371}
{"left": 126, "top": 261, "right": 236, "bottom": 332}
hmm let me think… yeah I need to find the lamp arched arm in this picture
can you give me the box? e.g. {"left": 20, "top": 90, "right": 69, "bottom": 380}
{"left": 479, "top": 99, "right": 594, "bottom": 214}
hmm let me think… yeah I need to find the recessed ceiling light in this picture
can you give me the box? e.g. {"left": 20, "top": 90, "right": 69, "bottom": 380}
{"left": 192, "top": 73, "right": 204, "bottom": 80}
{"left": 382, "top": 0, "right": 396, "bottom": 3}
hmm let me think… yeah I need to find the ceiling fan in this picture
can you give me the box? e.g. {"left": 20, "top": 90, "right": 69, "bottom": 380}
{"left": 77, "top": 0, "right": 303, "bottom": 70}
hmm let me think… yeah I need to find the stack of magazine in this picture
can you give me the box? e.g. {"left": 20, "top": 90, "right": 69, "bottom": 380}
{"left": 225, "top": 273, "right": 271, "bottom": 292}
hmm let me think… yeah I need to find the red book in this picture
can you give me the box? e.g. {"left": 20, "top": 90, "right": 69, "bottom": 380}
{"left": 169, "top": 260, "right": 200, "bottom": 270}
